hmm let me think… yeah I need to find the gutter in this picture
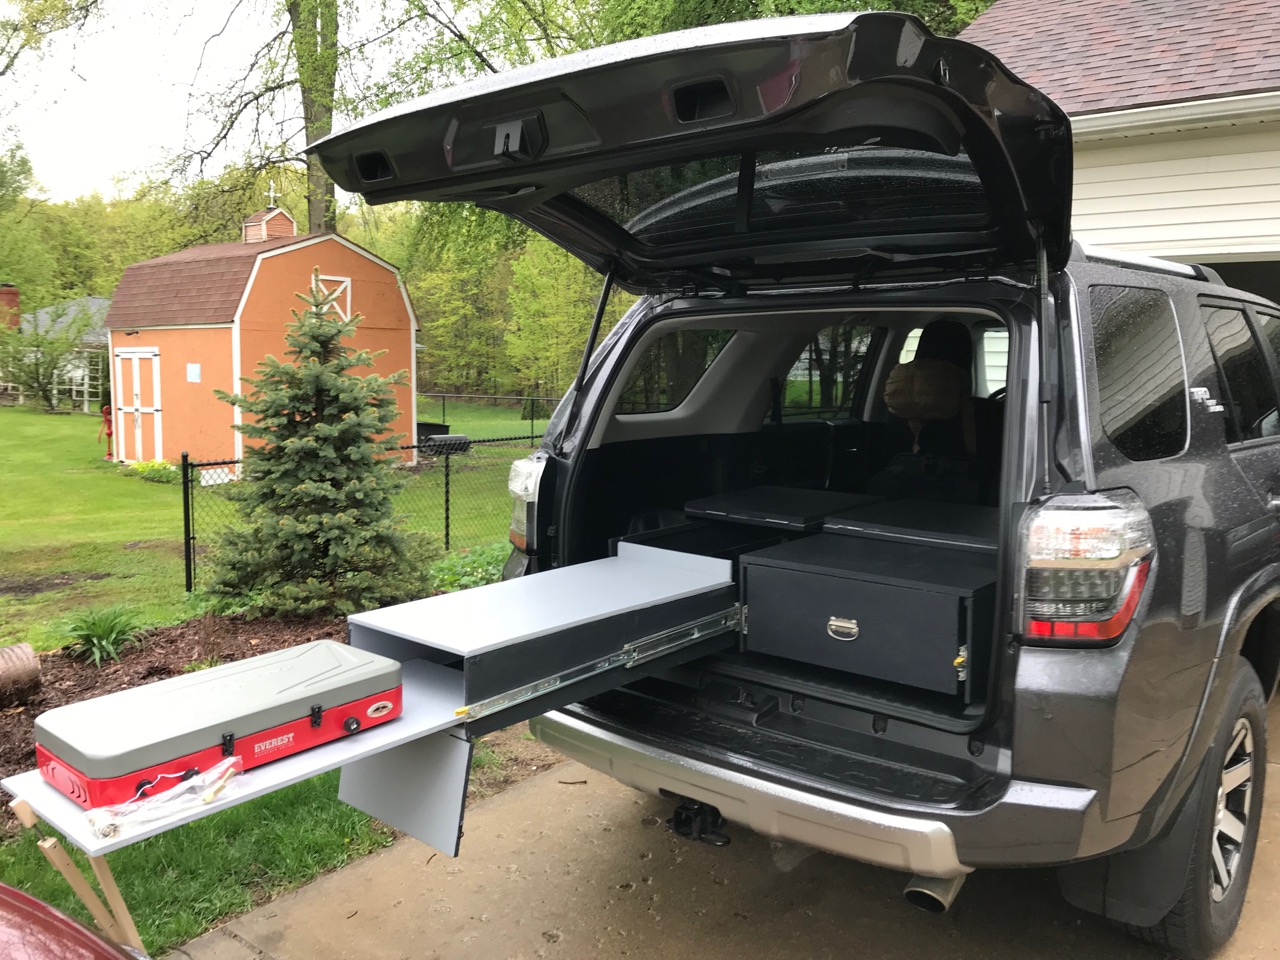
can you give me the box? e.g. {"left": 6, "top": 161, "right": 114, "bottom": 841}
{"left": 1072, "top": 89, "right": 1280, "bottom": 142}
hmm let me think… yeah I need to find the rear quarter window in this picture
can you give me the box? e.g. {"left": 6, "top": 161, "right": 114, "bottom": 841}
{"left": 615, "top": 329, "right": 734, "bottom": 414}
{"left": 1089, "top": 285, "right": 1188, "bottom": 461}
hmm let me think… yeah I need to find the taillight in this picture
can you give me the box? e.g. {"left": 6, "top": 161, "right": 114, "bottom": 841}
{"left": 507, "top": 455, "right": 546, "bottom": 552}
{"left": 1019, "top": 490, "right": 1154, "bottom": 646}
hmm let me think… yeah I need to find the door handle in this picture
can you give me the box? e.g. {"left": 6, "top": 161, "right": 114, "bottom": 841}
{"left": 827, "top": 617, "right": 859, "bottom": 641}
{"left": 1269, "top": 494, "right": 1280, "bottom": 513}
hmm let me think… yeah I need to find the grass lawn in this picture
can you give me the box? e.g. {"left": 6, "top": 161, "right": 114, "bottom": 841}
{"left": 414, "top": 395, "right": 554, "bottom": 440}
{"left": 0, "top": 406, "right": 194, "bottom": 650}
{"left": 0, "top": 772, "right": 392, "bottom": 954}
{"left": 0, "top": 404, "right": 522, "bottom": 954}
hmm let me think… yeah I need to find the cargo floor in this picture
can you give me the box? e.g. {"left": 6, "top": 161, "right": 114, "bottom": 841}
{"left": 569, "top": 689, "right": 1002, "bottom": 810}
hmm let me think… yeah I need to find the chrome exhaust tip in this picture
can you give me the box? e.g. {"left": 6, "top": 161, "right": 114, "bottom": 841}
{"left": 903, "top": 873, "right": 967, "bottom": 913}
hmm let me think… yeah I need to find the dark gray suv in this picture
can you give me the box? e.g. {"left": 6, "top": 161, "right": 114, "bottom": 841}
{"left": 315, "top": 12, "right": 1280, "bottom": 957}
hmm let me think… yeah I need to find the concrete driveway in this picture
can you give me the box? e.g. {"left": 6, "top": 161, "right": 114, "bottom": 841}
{"left": 180, "top": 751, "right": 1280, "bottom": 960}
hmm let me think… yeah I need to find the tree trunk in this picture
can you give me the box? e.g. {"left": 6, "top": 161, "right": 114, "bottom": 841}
{"left": 287, "top": 0, "right": 338, "bottom": 234}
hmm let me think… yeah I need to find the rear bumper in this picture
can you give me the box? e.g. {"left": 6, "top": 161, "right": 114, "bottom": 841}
{"left": 532, "top": 709, "right": 1122, "bottom": 874}
{"left": 531, "top": 709, "right": 970, "bottom": 877}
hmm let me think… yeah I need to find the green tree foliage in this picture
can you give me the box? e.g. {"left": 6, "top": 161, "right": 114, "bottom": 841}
{"left": 506, "top": 237, "right": 633, "bottom": 398}
{"left": 0, "top": 0, "right": 101, "bottom": 79}
{"left": 0, "top": 299, "right": 95, "bottom": 411}
{"left": 205, "top": 273, "right": 437, "bottom": 617}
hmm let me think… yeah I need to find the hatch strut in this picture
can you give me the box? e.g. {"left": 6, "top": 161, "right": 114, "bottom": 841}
{"left": 1035, "top": 231, "right": 1053, "bottom": 497}
{"left": 573, "top": 265, "right": 617, "bottom": 395}
{"left": 560, "top": 266, "right": 617, "bottom": 440}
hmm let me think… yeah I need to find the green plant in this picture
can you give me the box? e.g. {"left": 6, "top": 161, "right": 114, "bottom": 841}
{"left": 60, "top": 604, "right": 145, "bottom": 666}
{"left": 205, "top": 273, "right": 436, "bottom": 617}
{"left": 471, "top": 741, "right": 504, "bottom": 771}
{"left": 430, "top": 541, "right": 510, "bottom": 593}
{"left": 127, "top": 459, "right": 181, "bottom": 484}
{"left": 183, "top": 655, "right": 223, "bottom": 672}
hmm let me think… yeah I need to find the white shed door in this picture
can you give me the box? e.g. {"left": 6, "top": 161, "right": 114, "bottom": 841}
{"left": 114, "top": 348, "right": 162, "bottom": 463}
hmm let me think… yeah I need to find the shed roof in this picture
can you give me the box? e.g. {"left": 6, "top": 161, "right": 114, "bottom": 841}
{"left": 104, "top": 236, "right": 304, "bottom": 329}
{"left": 243, "top": 207, "right": 291, "bottom": 225}
{"left": 960, "top": 0, "right": 1280, "bottom": 115}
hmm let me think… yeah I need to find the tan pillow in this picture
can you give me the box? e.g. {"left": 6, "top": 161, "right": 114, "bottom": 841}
{"left": 884, "top": 359, "right": 968, "bottom": 422}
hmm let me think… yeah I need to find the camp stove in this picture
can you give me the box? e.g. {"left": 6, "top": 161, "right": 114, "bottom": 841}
{"left": 34, "top": 640, "right": 402, "bottom": 809}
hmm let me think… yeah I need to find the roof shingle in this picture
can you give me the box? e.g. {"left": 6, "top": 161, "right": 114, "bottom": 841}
{"left": 960, "top": 0, "right": 1280, "bottom": 115}
{"left": 104, "top": 236, "right": 306, "bottom": 329}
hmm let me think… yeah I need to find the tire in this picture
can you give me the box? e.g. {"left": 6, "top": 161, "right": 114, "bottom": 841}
{"left": 1128, "top": 658, "right": 1267, "bottom": 959}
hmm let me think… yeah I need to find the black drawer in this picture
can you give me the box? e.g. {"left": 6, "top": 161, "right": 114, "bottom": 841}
{"left": 741, "top": 535, "right": 996, "bottom": 699}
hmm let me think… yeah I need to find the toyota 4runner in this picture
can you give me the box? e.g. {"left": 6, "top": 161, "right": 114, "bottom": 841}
{"left": 312, "top": 13, "right": 1280, "bottom": 957}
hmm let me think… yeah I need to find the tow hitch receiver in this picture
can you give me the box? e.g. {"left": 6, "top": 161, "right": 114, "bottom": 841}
{"left": 666, "top": 798, "right": 731, "bottom": 847}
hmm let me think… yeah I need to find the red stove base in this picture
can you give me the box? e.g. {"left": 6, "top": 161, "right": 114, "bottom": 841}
{"left": 37, "top": 686, "right": 403, "bottom": 810}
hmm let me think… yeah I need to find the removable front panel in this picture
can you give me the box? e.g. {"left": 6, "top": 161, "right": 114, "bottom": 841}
{"left": 741, "top": 536, "right": 995, "bottom": 698}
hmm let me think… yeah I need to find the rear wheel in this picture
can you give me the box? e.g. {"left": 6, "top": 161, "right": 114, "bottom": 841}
{"left": 1129, "top": 659, "right": 1266, "bottom": 959}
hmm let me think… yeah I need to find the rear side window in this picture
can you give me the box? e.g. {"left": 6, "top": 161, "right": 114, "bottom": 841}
{"left": 781, "top": 319, "right": 874, "bottom": 418}
{"left": 615, "top": 330, "right": 733, "bottom": 414}
{"left": 1090, "top": 286, "right": 1188, "bottom": 461}
{"left": 1202, "top": 305, "right": 1279, "bottom": 442}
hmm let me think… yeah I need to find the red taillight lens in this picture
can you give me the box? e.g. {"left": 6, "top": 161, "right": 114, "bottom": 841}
{"left": 1019, "top": 491, "right": 1154, "bottom": 647}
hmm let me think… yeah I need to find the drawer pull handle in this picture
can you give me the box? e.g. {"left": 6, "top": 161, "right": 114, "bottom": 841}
{"left": 827, "top": 617, "right": 859, "bottom": 641}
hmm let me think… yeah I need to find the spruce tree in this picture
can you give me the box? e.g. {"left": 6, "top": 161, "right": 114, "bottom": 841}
{"left": 206, "top": 271, "right": 434, "bottom": 616}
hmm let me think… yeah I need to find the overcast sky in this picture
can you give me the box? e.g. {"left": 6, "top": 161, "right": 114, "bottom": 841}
{"left": 5, "top": 0, "right": 280, "bottom": 201}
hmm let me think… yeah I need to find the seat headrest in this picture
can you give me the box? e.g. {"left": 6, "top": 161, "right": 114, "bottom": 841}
{"left": 884, "top": 358, "right": 969, "bottom": 423}
{"left": 915, "top": 319, "right": 973, "bottom": 369}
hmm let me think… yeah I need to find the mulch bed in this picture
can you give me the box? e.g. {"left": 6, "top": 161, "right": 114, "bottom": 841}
{"left": 1, "top": 615, "right": 344, "bottom": 836}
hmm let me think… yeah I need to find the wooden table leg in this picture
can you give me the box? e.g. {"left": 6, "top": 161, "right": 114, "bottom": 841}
{"left": 38, "top": 837, "right": 124, "bottom": 942}
{"left": 89, "top": 854, "right": 146, "bottom": 953}
{"left": 8, "top": 798, "right": 144, "bottom": 954}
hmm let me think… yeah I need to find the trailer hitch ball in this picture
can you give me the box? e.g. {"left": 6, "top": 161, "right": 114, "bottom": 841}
{"left": 666, "top": 798, "right": 731, "bottom": 847}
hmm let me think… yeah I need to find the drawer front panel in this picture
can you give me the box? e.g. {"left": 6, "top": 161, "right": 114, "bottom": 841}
{"left": 745, "top": 565, "right": 964, "bottom": 695}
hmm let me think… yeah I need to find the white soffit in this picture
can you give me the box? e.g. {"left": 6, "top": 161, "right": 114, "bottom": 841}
{"left": 1072, "top": 90, "right": 1280, "bottom": 142}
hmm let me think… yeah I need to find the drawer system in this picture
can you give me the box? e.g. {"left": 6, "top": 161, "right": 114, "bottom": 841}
{"left": 741, "top": 535, "right": 996, "bottom": 699}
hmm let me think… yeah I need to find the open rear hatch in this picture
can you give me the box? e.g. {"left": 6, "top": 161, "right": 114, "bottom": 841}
{"left": 309, "top": 11, "right": 1072, "bottom": 291}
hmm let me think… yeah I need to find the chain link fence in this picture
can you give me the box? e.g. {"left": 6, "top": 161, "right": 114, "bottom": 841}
{"left": 180, "top": 435, "right": 540, "bottom": 591}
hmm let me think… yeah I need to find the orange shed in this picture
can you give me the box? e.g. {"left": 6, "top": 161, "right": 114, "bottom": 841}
{"left": 104, "top": 209, "right": 418, "bottom": 468}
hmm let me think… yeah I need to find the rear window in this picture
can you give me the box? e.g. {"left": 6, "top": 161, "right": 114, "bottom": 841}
{"left": 569, "top": 146, "right": 989, "bottom": 248}
{"left": 1090, "top": 286, "right": 1188, "bottom": 461}
{"left": 615, "top": 330, "right": 734, "bottom": 414}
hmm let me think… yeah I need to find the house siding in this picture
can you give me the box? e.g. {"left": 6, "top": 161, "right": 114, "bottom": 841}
{"left": 1073, "top": 123, "right": 1280, "bottom": 261}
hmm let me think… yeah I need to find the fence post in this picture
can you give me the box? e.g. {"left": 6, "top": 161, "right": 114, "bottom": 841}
{"left": 441, "top": 393, "right": 447, "bottom": 425}
{"left": 181, "top": 451, "right": 194, "bottom": 592}
{"left": 443, "top": 451, "right": 452, "bottom": 551}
